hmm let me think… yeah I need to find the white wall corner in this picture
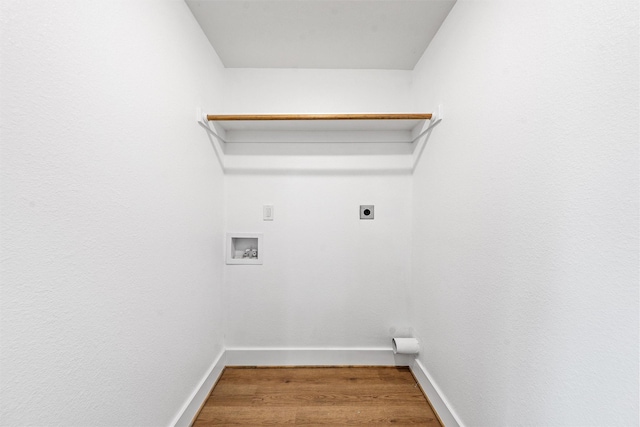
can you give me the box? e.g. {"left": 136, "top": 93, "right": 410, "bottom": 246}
{"left": 171, "top": 350, "right": 227, "bottom": 427}
{"left": 435, "top": 104, "right": 444, "bottom": 121}
{"left": 411, "top": 359, "right": 463, "bottom": 427}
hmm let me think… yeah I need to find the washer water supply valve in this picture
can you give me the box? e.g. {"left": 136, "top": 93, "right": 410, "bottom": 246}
{"left": 242, "top": 248, "right": 258, "bottom": 259}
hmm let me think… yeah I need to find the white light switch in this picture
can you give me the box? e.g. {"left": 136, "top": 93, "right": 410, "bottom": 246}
{"left": 263, "top": 205, "right": 274, "bottom": 221}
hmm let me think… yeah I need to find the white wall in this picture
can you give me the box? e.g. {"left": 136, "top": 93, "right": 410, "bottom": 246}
{"left": 2, "top": 1, "right": 638, "bottom": 425}
{"left": 0, "top": 1, "right": 226, "bottom": 426}
{"left": 222, "top": 68, "right": 415, "bottom": 115}
{"left": 410, "top": 1, "right": 639, "bottom": 425}
{"left": 225, "top": 173, "right": 413, "bottom": 349}
{"left": 221, "top": 68, "right": 415, "bottom": 351}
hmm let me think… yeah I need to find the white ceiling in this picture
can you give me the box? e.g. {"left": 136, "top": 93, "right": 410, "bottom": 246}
{"left": 185, "top": 0, "right": 456, "bottom": 70}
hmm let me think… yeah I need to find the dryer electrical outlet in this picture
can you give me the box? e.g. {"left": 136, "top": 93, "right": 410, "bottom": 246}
{"left": 360, "top": 205, "right": 374, "bottom": 220}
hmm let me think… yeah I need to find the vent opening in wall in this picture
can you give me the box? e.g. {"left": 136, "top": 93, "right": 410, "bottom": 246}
{"left": 226, "top": 233, "right": 263, "bottom": 265}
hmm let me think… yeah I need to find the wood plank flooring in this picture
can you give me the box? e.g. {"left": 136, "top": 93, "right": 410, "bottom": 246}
{"left": 193, "top": 366, "right": 442, "bottom": 426}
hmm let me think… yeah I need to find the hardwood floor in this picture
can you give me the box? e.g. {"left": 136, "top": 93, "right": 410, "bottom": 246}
{"left": 193, "top": 366, "right": 442, "bottom": 426}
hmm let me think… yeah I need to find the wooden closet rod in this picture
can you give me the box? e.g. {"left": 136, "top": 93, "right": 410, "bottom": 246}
{"left": 207, "top": 113, "right": 433, "bottom": 121}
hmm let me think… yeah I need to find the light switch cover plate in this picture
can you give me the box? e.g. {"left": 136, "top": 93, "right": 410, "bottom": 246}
{"left": 263, "top": 205, "right": 274, "bottom": 221}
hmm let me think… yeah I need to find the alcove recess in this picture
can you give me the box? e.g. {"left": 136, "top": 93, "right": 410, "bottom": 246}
{"left": 226, "top": 233, "right": 263, "bottom": 265}
{"left": 205, "top": 113, "right": 434, "bottom": 144}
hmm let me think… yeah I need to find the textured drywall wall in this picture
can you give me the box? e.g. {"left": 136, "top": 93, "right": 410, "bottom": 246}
{"left": 224, "top": 173, "right": 413, "bottom": 349}
{"left": 221, "top": 68, "right": 415, "bottom": 350}
{"left": 0, "top": 1, "right": 226, "bottom": 426}
{"left": 222, "top": 68, "right": 415, "bottom": 114}
{"left": 409, "top": 0, "right": 639, "bottom": 425}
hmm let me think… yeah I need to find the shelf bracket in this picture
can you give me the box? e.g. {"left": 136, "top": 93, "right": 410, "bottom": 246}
{"left": 411, "top": 105, "right": 443, "bottom": 172}
{"left": 197, "top": 108, "right": 226, "bottom": 171}
{"left": 410, "top": 107, "right": 442, "bottom": 144}
{"left": 197, "top": 108, "right": 228, "bottom": 144}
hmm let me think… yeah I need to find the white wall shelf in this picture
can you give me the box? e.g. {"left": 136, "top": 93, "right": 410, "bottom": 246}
{"left": 196, "top": 110, "right": 443, "bottom": 173}
{"left": 200, "top": 113, "right": 436, "bottom": 144}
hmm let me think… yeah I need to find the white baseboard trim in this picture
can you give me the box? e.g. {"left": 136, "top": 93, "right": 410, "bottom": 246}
{"left": 411, "top": 359, "right": 463, "bottom": 427}
{"left": 170, "top": 349, "right": 460, "bottom": 427}
{"left": 171, "top": 349, "right": 226, "bottom": 427}
{"left": 225, "top": 347, "right": 416, "bottom": 367}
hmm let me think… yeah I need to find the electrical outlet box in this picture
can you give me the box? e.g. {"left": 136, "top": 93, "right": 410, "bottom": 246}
{"left": 360, "top": 205, "right": 374, "bottom": 220}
